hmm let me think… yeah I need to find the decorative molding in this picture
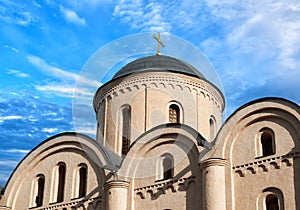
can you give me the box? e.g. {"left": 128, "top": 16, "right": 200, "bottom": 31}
{"left": 134, "top": 176, "right": 195, "bottom": 200}
{"left": 104, "top": 180, "right": 130, "bottom": 190}
{"left": 28, "top": 196, "right": 102, "bottom": 210}
{"left": 94, "top": 74, "right": 224, "bottom": 112}
{"left": 233, "top": 152, "right": 299, "bottom": 177}
{"left": 199, "top": 158, "right": 228, "bottom": 169}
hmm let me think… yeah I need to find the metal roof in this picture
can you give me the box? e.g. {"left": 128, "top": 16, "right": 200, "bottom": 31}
{"left": 113, "top": 55, "right": 205, "bottom": 79}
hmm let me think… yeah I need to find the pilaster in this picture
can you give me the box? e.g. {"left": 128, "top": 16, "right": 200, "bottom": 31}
{"left": 200, "top": 158, "right": 228, "bottom": 210}
{"left": 104, "top": 180, "right": 130, "bottom": 210}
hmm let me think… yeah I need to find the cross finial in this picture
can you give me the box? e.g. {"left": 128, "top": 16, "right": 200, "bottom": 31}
{"left": 153, "top": 32, "right": 165, "bottom": 56}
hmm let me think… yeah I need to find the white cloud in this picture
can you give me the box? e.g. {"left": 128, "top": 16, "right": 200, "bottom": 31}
{"left": 4, "top": 45, "right": 18, "bottom": 53}
{"left": 193, "top": 0, "right": 300, "bottom": 117}
{"left": 59, "top": 5, "right": 86, "bottom": 26}
{"left": 0, "top": 149, "right": 30, "bottom": 154}
{"left": 27, "top": 55, "right": 79, "bottom": 81}
{"left": 27, "top": 55, "right": 101, "bottom": 87}
{"left": 76, "top": 128, "right": 96, "bottom": 135}
{"left": 35, "top": 83, "right": 95, "bottom": 99}
{"left": 6, "top": 69, "right": 30, "bottom": 78}
{"left": 113, "top": 0, "right": 198, "bottom": 32}
{"left": 0, "top": 1, "right": 39, "bottom": 26}
{"left": 0, "top": 116, "right": 23, "bottom": 123}
{"left": 0, "top": 160, "right": 19, "bottom": 168}
{"left": 28, "top": 55, "right": 100, "bottom": 100}
{"left": 35, "top": 84, "right": 75, "bottom": 98}
{"left": 205, "top": 0, "right": 300, "bottom": 71}
{"left": 42, "top": 128, "right": 58, "bottom": 133}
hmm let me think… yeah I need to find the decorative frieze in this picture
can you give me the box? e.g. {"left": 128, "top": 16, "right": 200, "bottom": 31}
{"left": 94, "top": 74, "right": 224, "bottom": 112}
{"left": 233, "top": 152, "right": 299, "bottom": 177}
{"left": 134, "top": 176, "right": 195, "bottom": 200}
{"left": 29, "top": 196, "right": 102, "bottom": 210}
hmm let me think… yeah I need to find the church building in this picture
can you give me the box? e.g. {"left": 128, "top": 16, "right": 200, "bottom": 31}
{"left": 1, "top": 35, "right": 300, "bottom": 210}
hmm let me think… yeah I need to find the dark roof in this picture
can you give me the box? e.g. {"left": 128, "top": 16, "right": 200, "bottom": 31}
{"left": 113, "top": 55, "right": 205, "bottom": 79}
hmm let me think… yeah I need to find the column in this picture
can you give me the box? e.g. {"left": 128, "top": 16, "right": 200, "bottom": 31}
{"left": 200, "top": 158, "right": 227, "bottom": 210}
{"left": 104, "top": 180, "right": 130, "bottom": 210}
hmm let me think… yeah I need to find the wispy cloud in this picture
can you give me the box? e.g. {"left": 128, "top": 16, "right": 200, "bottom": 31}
{"left": 42, "top": 128, "right": 58, "bottom": 133}
{"left": 6, "top": 69, "right": 30, "bottom": 78}
{"left": 35, "top": 84, "right": 76, "bottom": 98}
{"left": 0, "top": 115, "right": 23, "bottom": 123}
{"left": 0, "top": 149, "right": 30, "bottom": 154}
{"left": 0, "top": 1, "right": 39, "bottom": 26}
{"left": 200, "top": 0, "right": 300, "bottom": 116}
{"left": 28, "top": 55, "right": 101, "bottom": 100}
{"left": 27, "top": 55, "right": 100, "bottom": 87}
{"left": 59, "top": 5, "right": 86, "bottom": 26}
{"left": 35, "top": 83, "right": 95, "bottom": 99}
{"left": 0, "top": 160, "right": 19, "bottom": 168}
{"left": 27, "top": 55, "right": 79, "bottom": 81}
{"left": 4, "top": 45, "right": 18, "bottom": 53}
{"left": 205, "top": 0, "right": 300, "bottom": 71}
{"left": 113, "top": 0, "right": 202, "bottom": 32}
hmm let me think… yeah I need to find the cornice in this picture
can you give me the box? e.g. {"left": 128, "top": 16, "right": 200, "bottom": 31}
{"left": 199, "top": 158, "right": 228, "bottom": 169}
{"left": 104, "top": 180, "right": 130, "bottom": 190}
{"left": 93, "top": 73, "right": 225, "bottom": 112}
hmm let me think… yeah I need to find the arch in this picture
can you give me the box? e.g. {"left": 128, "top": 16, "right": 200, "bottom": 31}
{"left": 56, "top": 162, "right": 66, "bottom": 202}
{"left": 206, "top": 98, "right": 300, "bottom": 160}
{"left": 31, "top": 174, "right": 45, "bottom": 207}
{"left": 78, "top": 164, "right": 87, "bottom": 198}
{"left": 257, "top": 128, "right": 275, "bottom": 157}
{"left": 119, "top": 124, "right": 203, "bottom": 179}
{"left": 157, "top": 153, "right": 174, "bottom": 180}
{"left": 118, "top": 104, "right": 131, "bottom": 155}
{"left": 97, "top": 99, "right": 106, "bottom": 143}
{"left": 2, "top": 133, "right": 109, "bottom": 209}
{"left": 168, "top": 101, "right": 183, "bottom": 123}
{"left": 209, "top": 116, "right": 216, "bottom": 140}
{"left": 257, "top": 187, "right": 284, "bottom": 210}
{"left": 163, "top": 155, "right": 173, "bottom": 180}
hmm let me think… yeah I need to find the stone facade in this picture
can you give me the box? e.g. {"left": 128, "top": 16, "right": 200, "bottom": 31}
{"left": 0, "top": 55, "right": 299, "bottom": 210}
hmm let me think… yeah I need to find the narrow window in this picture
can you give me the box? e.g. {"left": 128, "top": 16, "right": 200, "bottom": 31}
{"left": 98, "top": 99, "right": 106, "bottom": 142}
{"left": 209, "top": 117, "right": 215, "bottom": 140}
{"left": 169, "top": 104, "right": 180, "bottom": 123}
{"left": 121, "top": 105, "right": 131, "bottom": 155}
{"left": 78, "top": 166, "right": 87, "bottom": 198}
{"left": 57, "top": 163, "right": 66, "bottom": 202}
{"left": 261, "top": 130, "right": 275, "bottom": 157}
{"left": 35, "top": 175, "right": 45, "bottom": 207}
{"left": 266, "top": 194, "right": 279, "bottom": 210}
{"left": 163, "top": 156, "right": 173, "bottom": 180}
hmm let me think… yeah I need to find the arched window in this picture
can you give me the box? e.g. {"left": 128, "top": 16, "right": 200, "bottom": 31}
{"left": 169, "top": 104, "right": 180, "bottom": 123}
{"left": 260, "top": 129, "right": 275, "bottom": 157}
{"left": 209, "top": 117, "right": 216, "bottom": 140}
{"left": 78, "top": 165, "right": 87, "bottom": 198}
{"left": 258, "top": 187, "right": 283, "bottom": 210}
{"left": 163, "top": 155, "right": 174, "bottom": 180}
{"left": 120, "top": 105, "right": 131, "bottom": 155}
{"left": 266, "top": 194, "right": 279, "bottom": 210}
{"left": 35, "top": 174, "right": 45, "bottom": 207}
{"left": 57, "top": 163, "right": 66, "bottom": 202}
{"left": 97, "top": 99, "right": 106, "bottom": 143}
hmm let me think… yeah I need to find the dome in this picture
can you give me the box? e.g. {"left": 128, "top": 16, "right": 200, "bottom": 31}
{"left": 113, "top": 55, "right": 205, "bottom": 79}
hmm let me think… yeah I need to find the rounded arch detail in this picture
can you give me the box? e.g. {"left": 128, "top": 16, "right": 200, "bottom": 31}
{"left": 2, "top": 132, "right": 111, "bottom": 208}
{"left": 206, "top": 98, "right": 300, "bottom": 160}
{"left": 118, "top": 124, "right": 204, "bottom": 179}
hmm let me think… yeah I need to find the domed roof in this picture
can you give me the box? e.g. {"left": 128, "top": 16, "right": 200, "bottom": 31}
{"left": 113, "top": 55, "right": 205, "bottom": 79}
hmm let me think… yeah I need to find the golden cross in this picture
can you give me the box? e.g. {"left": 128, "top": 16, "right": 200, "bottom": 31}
{"left": 153, "top": 32, "right": 165, "bottom": 56}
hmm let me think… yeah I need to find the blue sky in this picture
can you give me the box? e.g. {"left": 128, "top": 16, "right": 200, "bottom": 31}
{"left": 1, "top": 0, "right": 300, "bottom": 186}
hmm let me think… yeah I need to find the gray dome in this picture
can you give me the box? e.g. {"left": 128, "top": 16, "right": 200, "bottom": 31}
{"left": 113, "top": 55, "right": 205, "bottom": 79}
